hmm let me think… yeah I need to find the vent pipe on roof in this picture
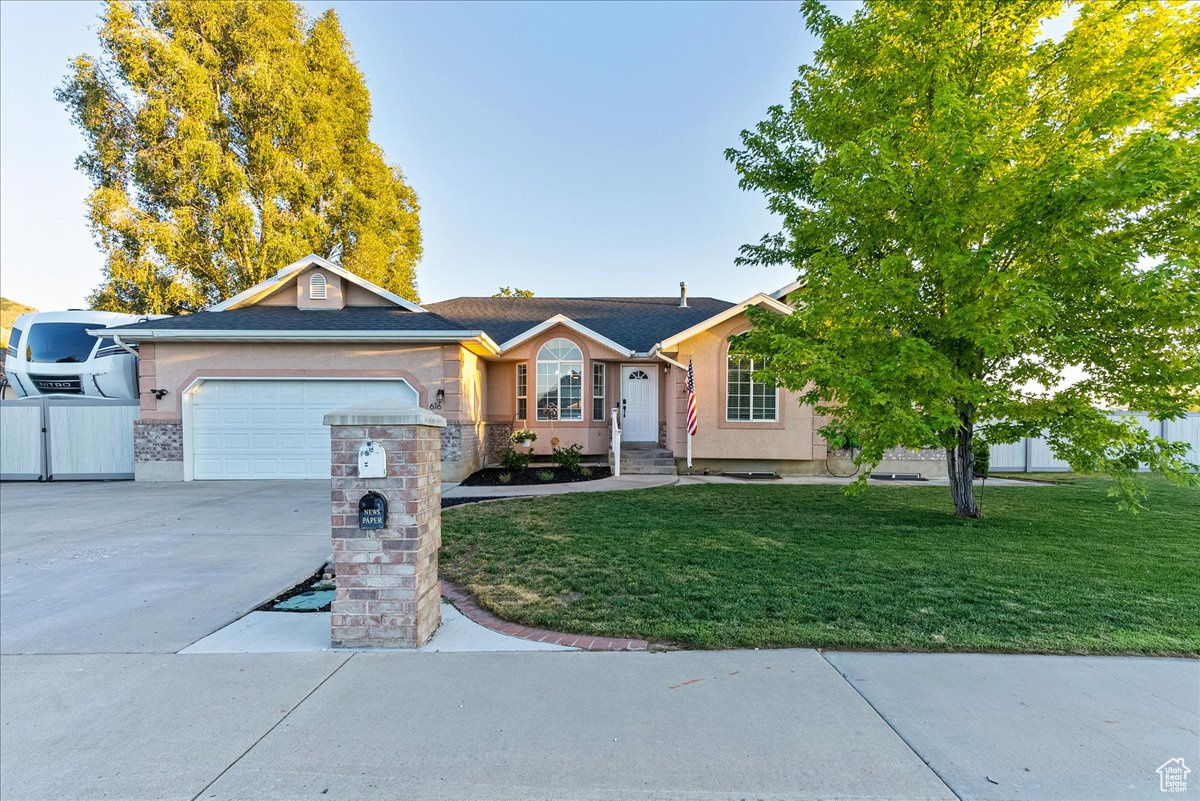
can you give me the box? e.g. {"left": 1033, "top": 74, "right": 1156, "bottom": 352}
{"left": 679, "top": 282, "right": 688, "bottom": 308}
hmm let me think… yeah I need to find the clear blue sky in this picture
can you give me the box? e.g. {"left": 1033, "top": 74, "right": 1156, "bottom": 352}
{"left": 1, "top": 1, "right": 836, "bottom": 310}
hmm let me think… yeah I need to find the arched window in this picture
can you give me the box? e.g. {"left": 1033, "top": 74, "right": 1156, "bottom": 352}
{"left": 309, "top": 273, "right": 327, "bottom": 300}
{"left": 535, "top": 338, "right": 583, "bottom": 420}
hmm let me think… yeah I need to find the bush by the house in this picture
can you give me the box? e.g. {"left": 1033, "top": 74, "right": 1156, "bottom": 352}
{"left": 499, "top": 448, "right": 532, "bottom": 472}
{"left": 552, "top": 443, "right": 583, "bottom": 472}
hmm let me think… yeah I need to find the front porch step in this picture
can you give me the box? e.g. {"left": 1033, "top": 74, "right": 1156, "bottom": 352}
{"left": 619, "top": 464, "right": 678, "bottom": 475}
{"left": 609, "top": 446, "right": 678, "bottom": 476}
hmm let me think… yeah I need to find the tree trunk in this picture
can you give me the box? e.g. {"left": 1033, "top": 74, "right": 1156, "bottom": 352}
{"left": 946, "top": 410, "right": 980, "bottom": 518}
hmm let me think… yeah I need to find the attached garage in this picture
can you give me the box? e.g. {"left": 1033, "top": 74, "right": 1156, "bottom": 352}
{"left": 187, "top": 378, "right": 418, "bottom": 480}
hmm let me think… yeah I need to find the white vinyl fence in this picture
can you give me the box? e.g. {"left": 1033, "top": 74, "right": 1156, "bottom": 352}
{"left": 0, "top": 397, "right": 139, "bottom": 481}
{"left": 988, "top": 411, "right": 1200, "bottom": 472}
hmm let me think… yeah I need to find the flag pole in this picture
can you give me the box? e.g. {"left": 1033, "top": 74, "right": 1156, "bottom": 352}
{"left": 685, "top": 357, "right": 697, "bottom": 472}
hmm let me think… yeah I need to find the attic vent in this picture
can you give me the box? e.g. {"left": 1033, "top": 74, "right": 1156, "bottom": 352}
{"left": 309, "top": 273, "right": 327, "bottom": 300}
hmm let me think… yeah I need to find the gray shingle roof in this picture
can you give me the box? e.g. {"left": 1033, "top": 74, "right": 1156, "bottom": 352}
{"left": 105, "top": 296, "right": 736, "bottom": 352}
{"left": 104, "top": 306, "right": 469, "bottom": 333}
{"left": 425, "top": 296, "right": 734, "bottom": 353}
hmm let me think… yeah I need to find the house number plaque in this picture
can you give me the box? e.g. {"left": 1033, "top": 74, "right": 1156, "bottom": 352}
{"left": 358, "top": 491, "right": 387, "bottom": 530}
{"left": 357, "top": 441, "right": 386, "bottom": 478}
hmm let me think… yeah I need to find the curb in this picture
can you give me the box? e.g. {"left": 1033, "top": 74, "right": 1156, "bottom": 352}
{"left": 440, "top": 581, "right": 653, "bottom": 652}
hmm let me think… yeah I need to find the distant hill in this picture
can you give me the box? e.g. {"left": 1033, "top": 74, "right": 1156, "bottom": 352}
{"left": 1, "top": 297, "right": 37, "bottom": 347}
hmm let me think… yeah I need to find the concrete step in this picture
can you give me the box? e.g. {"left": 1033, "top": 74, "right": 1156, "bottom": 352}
{"left": 609, "top": 447, "right": 679, "bottom": 476}
{"left": 619, "top": 448, "right": 673, "bottom": 458}
{"left": 620, "top": 464, "right": 678, "bottom": 475}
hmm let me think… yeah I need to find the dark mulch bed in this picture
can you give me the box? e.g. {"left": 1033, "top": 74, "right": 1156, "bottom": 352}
{"left": 458, "top": 465, "right": 612, "bottom": 487}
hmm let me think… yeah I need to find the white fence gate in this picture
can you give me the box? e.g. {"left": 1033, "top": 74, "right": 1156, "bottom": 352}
{"left": 988, "top": 411, "right": 1200, "bottom": 472}
{"left": 0, "top": 398, "right": 139, "bottom": 481}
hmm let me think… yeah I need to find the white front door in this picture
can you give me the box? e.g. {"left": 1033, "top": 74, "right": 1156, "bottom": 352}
{"left": 620, "top": 365, "right": 658, "bottom": 442}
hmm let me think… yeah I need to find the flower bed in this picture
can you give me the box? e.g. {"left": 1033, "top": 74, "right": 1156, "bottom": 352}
{"left": 458, "top": 465, "right": 612, "bottom": 487}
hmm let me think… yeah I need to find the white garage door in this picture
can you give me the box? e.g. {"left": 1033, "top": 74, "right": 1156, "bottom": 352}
{"left": 190, "top": 379, "right": 418, "bottom": 480}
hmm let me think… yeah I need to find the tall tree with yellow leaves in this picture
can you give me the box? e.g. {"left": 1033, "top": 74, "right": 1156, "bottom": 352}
{"left": 58, "top": 0, "right": 422, "bottom": 314}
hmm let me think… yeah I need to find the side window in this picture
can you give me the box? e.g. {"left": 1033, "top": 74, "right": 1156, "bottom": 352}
{"left": 726, "top": 338, "right": 777, "bottom": 422}
{"left": 592, "top": 363, "right": 606, "bottom": 421}
{"left": 6, "top": 326, "right": 22, "bottom": 358}
{"left": 516, "top": 363, "right": 528, "bottom": 420}
{"left": 94, "top": 337, "right": 131, "bottom": 358}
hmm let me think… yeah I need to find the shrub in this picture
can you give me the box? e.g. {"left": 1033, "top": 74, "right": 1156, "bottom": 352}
{"left": 821, "top": 423, "right": 860, "bottom": 451}
{"left": 499, "top": 448, "right": 532, "bottom": 472}
{"left": 497, "top": 471, "right": 512, "bottom": 484}
{"left": 973, "top": 440, "right": 991, "bottom": 479}
{"left": 579, "top": 466, "right": 592, "bottom": 478}
{"left": 536, "top": 470, "right": 555, "bottom": 482}
{"left": 553, "top": 443, "right": 583, "bottom": 472}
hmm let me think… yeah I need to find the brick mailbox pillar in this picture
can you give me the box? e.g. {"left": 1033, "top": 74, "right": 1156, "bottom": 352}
{"left": 323, "top": 401, "right": 446, "bottom": 648}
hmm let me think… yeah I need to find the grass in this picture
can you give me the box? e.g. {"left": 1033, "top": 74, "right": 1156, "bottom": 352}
{"left": 441, "top": 476, "right": 1200, "bottom": 654}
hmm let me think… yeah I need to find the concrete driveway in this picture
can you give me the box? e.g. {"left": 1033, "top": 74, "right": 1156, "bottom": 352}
{"left": 0, "top": 479, "right": 329, "bottom": 654}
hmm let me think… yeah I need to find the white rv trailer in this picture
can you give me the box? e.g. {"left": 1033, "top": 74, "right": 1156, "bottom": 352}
{"left": 5, "top": 310, "right": 147, "bottom": 400}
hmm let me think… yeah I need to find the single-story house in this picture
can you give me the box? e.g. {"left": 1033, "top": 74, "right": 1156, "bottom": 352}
{"left": 102, "top": 254, "right": 942, "bottom": 482}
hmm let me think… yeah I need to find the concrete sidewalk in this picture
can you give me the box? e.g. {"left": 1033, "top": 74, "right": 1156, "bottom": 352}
{"left": 2, "top": 649, "right": 1194, "bottom": 801}
{"left": 1, "top": 649, "right": 951, "bottom": 801}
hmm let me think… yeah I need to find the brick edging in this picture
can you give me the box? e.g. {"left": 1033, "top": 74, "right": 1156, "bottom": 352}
{"left": 440, "top": 581, "right": 653, "bottom": 651}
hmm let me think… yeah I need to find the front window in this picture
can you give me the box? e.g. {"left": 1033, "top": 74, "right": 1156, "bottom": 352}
{"left": 25, "top": 323, "right": 98, "bottom": 364}
{"left": 536, "top": 337, "right": 583, "bottom": 421}
{"left": 727, "top": 355, "right": 777, "bottom": 421}
{"left": 515, "top": 363, "right": 528, "bottom": 420}
{"left": 592, "top": 363, "right": 606, "bottom": 421}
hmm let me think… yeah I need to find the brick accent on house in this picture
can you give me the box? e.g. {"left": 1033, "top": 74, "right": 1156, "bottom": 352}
{"left": 484, "top": 421, "right": 514, "bottom": 463}
{"left": 133, "top": 420, "right": 183, "bottom": 462}
{"left": 440, "top": 421, "right": 496, "bottom": 482}
{"left": 880, "top": 446, "right": 944, "bottom": 462}
{"left": 324, "top": 403, "right": 446, "bottom": 648}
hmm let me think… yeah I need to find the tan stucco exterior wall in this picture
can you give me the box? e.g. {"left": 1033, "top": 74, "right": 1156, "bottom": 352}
{"left": 663, "top": 311, "right": 822, "bottom": 465}
{"left": 246, "top": 266, "right": 393, "bottom": 309}
{"left": 138, "top": 341, "right": 447, "bottom": 421}
{"left": 482, "top": 324, "right": 625, "bottom": 456}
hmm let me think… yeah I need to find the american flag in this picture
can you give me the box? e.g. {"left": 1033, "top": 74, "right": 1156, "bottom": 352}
{"left": 686, "top": 358, "right": 699, "bottom": 436}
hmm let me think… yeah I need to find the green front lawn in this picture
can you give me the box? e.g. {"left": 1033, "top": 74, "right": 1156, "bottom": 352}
{"left": 441, "top": 477, "right": 1200, "bottom": 654}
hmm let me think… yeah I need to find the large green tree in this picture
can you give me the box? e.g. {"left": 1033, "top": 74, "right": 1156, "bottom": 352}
{"left": 57, "top": 0, "right": 422, "bottom": 314}
{"left": 727, "top": 0, "right": 1200, "bottom": 517}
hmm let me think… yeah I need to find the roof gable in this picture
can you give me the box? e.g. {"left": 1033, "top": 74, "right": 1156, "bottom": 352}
{"left": 209, "top": 255, "right": 424, "bottom": 313}
{"left": 425, "top": 296, "right": 734, "bottom": 354}
{"left": 655, "top": 293, "right": 793, "bottom": 352}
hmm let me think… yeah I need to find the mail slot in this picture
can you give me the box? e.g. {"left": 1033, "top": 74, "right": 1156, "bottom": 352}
{"left": 358, "top": 491, "right": 387, "bottom": 530}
